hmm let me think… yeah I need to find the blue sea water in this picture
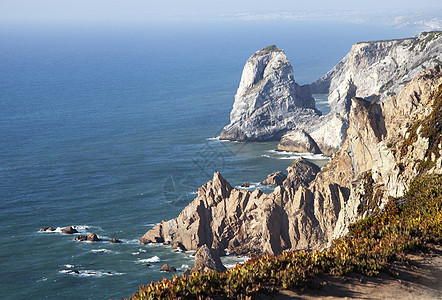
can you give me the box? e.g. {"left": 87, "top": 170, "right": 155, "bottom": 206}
{"left": 0, "top": 20, "right": 423, "bottom": 299}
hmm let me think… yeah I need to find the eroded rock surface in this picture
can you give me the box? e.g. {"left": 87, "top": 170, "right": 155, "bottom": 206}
{"left": 141, "top": 66, "right": 442, "bottom": 257}
{"left": 220, "top": 45, "right": 319, "bottom": 142}
{"left": 191, "top": 244, "right": 227, "bottom": 273}
{"left": 305, "top": 31, "right": 442, "bottom": 154}
{"left": 261, "top": 171, "right": 287, "bottom": 186}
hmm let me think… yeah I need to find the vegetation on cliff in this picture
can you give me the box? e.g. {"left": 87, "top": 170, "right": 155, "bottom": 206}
{"left": 126, "top": 174, "right": 441, "bottom": 300}
{"left": 401, "top": 82, "right": 442, "bottom": 171}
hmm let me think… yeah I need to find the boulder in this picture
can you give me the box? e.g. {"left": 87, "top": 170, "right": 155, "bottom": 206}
{"left": 277, "top": 130, "right": 322, "bottom": 154}
{"left": 74, "top": 235, "right": 87, "bottom": 241}
{"left": 160, "top": 264, "right": 176, "bottom": 273}
{"left": 109, "top": 238, "right": 121, "bottom": 243}
{"left": 191, "top": 244, "right": 227, "bottom": 273}
{"left": 61, "top": 226, "right": 78, "bottom": 234}
{"left": 87, "top": 233, "right": 100, "bottom": 242}
{"left": 240, "top": 182, "right": 250, "bottom": 187}
{"left": 261, "top": 171, "right": 287, "bottom": 186}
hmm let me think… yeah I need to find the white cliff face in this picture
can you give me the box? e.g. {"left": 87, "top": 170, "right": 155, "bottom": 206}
{"left": 220, "top": 45, "right": 318, "bottom": 141}
{"left": 312, "top": 32, "right": 442, "bottom": 112}
{"left": 301, "top": 31, "right": 442, "bottom": 155}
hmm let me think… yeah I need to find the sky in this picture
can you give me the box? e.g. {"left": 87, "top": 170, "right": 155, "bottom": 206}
{"left": 1, "top": 0, "right": 442, "bottom": 25}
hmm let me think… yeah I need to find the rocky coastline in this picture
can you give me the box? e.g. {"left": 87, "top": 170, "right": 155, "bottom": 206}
{"left": 140, "top": 32, "right": 442, "bottom": 264}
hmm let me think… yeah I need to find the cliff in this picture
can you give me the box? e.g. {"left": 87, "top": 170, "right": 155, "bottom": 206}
{"left": 219, "top": 45, "right": 319, "bottom": 142}
{"left": 298, "top": 31, "right": 442, "bottom": 155}
{"left": 140, "top": 66, "right": 442, "bottom": 256}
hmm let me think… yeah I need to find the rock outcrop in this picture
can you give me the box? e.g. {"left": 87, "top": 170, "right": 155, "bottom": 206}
{"left": 277, "top": 129, "right": 322, "bottom": 154}
{"left": 220, "top": 45, "right": 319, "bottom": 142}
{"left": 191, "top": 244, "right": 227, "bottom": 273}
{"left": 160, "top": 264, "right": 176, "bottom": 273}
{"left": 141, "top": 66, "right": 442, "bottom": 257}
{"left": 61, "top": 226, "right": 78, "bottom": 234}
{"left": 39, "top": 227, "right": 55, "bottom": 232}
{"left": 282, "top": 158, "right": 321, "bottom": 190}
{"left": 303, "top": 31, "right": 442, "bottom": 154}
{"left": 261, "top": 171, "right": 287, "bottom": 186}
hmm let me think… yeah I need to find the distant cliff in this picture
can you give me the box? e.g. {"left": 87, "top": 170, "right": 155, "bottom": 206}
{"left": 220, "top": 32, "right": 442, "bottom": 155}
{"left": 287, "top": 31, "right": 442, "bottom": 155}
{"left": 140, "top": 66, "right": 442, "bottom": 256}
{"left": 220, "top": 45, "right": 319, "bottom": 142}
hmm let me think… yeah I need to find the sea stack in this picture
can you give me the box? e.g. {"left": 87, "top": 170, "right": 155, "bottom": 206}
{"left": 220, "top": 45, "right": 319, "bottom": 142}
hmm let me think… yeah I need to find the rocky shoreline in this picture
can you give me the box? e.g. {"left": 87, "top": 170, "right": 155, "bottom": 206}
{"left": 140, "top": 40, "right": 442, "bottom": 263}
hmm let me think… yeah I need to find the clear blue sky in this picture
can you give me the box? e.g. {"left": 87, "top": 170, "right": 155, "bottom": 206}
{"left": 1, "top": 0, "right": 441, "bottom": 24}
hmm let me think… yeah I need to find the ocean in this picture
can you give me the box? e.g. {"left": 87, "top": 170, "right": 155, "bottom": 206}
{"left": 0, "top": 20, "right": 423, "bottom": 299}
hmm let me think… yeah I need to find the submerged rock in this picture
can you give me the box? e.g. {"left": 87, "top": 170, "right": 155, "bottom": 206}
{"left": 39, "top": 227, "right": 55, "bottom": 232}
{"left": 109, "top": 238, "right": 121, "bottom": 243}
{"left": 191, "top": 244, "right": 226, "bottom": 273}
{"left": 74, "top": 235, "right": 87, "bottom": 241}
{"left": 160, "top": 264, "right": 176, "bottom": 273}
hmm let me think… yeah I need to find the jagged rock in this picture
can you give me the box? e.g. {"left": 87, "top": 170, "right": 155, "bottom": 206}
{"left": 140, "top": 172, "right": 324, "bottom": 256}
{"left": 87, "top": 233, "right": 100, "bottom": 242}
{"left": 140, "top": 65, "right": 442, "bottom": 258}
{"left": 160, "top": 264, "right": 176, "bottom": 273}
{"left": 220, "top": 45, "right": 319, "bottom": 142}
{"left": 39, "top": 227, "right": 55, "bottom": 232}
{"left": 74, "top": 235, "right": 87, "bottom": 241}
{"left": 109, "top": 238, "right": 121, "bottom": 243}
{"left": 282, "top": 158, "right": 321, "bottom": 189}
{"left": 240, "top": 182, "right": 250, "bottom": 187}
{"left": 261, "top": 171, "right": 287, "bottom": 186}
{"left": 61, "top": 226, "right": 78, "bottom": 234}
{"left": 277, "top": 130, "right": 322, "bottom": 154}
{"left": 191, "top": 244, "right": 227, "bottom": 273}
{"left": 172, "top": 241, "right": 187, "bottom": 251}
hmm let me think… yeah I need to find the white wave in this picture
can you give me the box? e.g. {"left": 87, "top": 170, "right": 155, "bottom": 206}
{"left": 120, "top": 238, "right": 140, "bottom": 244}
{"left": 180, "top": 264, "right": 189, "bottom": 270}
{"left": 206, "top": 136, "right": 220, "bottom": 141}
{"left": 221, "top": 256, "right": 251, "bottom": 269}
{"left": 189, "top": 191, "right": 198, "bottom": 195}
{"left": 91, "top": 249, "right": 112, "bottom": 253}
{"left": 64, "top": 264, "right": 75, "bottom": 268}
{"left": 60, "top": 269, "right": 124, "bottom": 277}
{"left": 137, "top": 256, "right": 162, "bottom": 264}
{"left": 139, "top": 249, "right": 147, "bottom": 253}
{"left": 131, "top": 252, "right": 140, "bottom": 255}
{"left": 262, "top": 150, "right": 329, "bottom": 160}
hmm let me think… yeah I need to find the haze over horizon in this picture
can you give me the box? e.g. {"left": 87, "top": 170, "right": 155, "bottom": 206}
{"left": 1, "top": 0, "right": 441, "bottom": 28}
